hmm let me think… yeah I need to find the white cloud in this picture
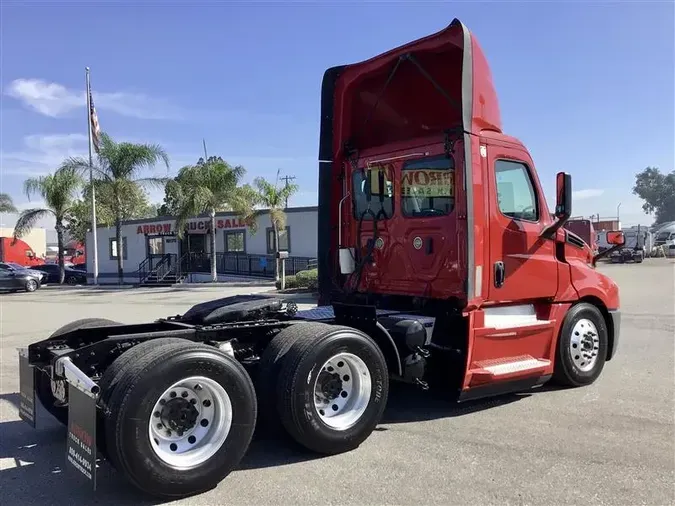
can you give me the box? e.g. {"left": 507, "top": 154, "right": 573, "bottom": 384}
{"left": 0, "top": 199, "right": 55, "bottom": 230}
{"left": 573, "top": 189, "right": 605, "bottom": 200}
{"left": 0, "top": 134, "right": 89, "bottom": 177}
{"left": 4, "top": 78, "right": 181, "bottom": 120}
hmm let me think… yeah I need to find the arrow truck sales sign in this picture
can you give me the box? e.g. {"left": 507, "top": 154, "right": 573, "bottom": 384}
{"left": 401, "top": 169, "right": 454, "bottom": 197}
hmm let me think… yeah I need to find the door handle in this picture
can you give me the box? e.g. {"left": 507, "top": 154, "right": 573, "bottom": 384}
{"left": 494, "top": 261, "right": 505, "bottom": 288}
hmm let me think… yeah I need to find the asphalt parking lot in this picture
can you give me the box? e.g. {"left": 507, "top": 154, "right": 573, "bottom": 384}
{"left": 1, "top": 261, "right": 673, "bottom": 506}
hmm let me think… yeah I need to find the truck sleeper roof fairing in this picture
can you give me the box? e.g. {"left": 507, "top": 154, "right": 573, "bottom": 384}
{"left": 317, "top": 18, "right": 502, "bottom": 303}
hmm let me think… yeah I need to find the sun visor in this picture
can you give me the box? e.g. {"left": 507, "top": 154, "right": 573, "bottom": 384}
{"left": 329, "top": 18, "right": 502, "bottom": 154}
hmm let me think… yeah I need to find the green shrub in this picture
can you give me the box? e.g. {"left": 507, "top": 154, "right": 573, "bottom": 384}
{"left": 275, "top": 275, "right": 297, "bottom": 290}
{"left": 275, "top": 268, "right": 317, "bottom": 291}
{"left": 295, "top": 268, "right": 318, "bottom": 290}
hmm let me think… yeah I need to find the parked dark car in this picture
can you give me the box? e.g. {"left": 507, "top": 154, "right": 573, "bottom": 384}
{"left": 0, "top": 269, "right": 41, "bottom": 292}
{"left": 32, "top": 264, "right": 88, "bottom": 285}
{"left": 0, "top": 262, "right": 47, "bottom": 284}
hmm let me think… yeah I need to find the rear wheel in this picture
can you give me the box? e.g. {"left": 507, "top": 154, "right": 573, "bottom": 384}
{"left": 97, "top": 337, "right": 189, "bottom": 458}
{"left": 35, "top": 318, "right": 122, "bottom": 425}
{"left": 553, "top": 303, "right": 608, "bottom": 387}
{"left": 102, "top": 341, "right": 257, "bottom": 498}
{"left": 259, "top": 322, "right": 389, "bottom": 455}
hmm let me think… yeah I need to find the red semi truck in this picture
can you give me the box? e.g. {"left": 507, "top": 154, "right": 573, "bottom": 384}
{"left": 18, "top": 18, "right": 626, "bottom": 499}
{"left": 0, "top": 237, "right": 43, "bottom": 266}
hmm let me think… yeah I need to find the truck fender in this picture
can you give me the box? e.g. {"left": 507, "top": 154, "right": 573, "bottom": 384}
{"left": 372, "top": 322, "right": 403, "bottom": 377}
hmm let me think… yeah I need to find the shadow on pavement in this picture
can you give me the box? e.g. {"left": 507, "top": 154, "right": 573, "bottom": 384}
{"left": 0, "top": 381, "right": 559, "bottom": 504}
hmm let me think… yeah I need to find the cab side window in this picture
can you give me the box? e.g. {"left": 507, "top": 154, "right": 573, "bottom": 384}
{"left": 495, "top": 159, "right": 539, "bottom": 221}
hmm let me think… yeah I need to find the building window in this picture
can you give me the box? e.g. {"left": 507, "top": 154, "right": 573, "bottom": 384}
{"left": 147, "top": 236, "right": 164, "bottom": 256}
{"left": 401, "top": 155, "right": 455, "bottom": 217}
{"left": 109, "top": 237, "right": 128, "bottom": 260}
{"left": 224, "top": 230, "right": 246, "bottom": 252}
{"left": 266, "top": 226, "right": 290, "bottom": 254}
{"left": 494, "top": 159, "right": 539, "bottom": 222}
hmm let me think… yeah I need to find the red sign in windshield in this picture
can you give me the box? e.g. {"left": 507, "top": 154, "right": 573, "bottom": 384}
{"left": 401, "top": 169, "right": 454, "bottom": 197}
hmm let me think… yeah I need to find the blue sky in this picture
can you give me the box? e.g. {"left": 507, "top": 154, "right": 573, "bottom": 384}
{"left": 1, "top": 1, "right": 673, "bottom": 230}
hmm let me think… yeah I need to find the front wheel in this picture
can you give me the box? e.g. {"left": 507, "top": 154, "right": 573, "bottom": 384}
{"left": 553, "top": 303, "right": 609, "bottom": 387}
{"left": 260, "top": 322, "right": 389, "bottom": 455}
{"left": 102, "top": 341, "right": 257, "bottom": 499}
{"left": 25, "top": 279, "right": 38, "bottom": 292}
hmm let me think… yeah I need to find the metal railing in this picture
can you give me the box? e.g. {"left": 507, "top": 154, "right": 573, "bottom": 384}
{"left": 180, "top": 252, "right": 317, "bottom": 279}
{"left": 140, "top": 252, "right": 317, "bottom": 282}
{"left": 138, "top": 254, "right": 180, "bottom": 284}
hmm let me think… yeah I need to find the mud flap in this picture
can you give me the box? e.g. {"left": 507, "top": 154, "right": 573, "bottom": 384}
{"left": 66, "top": 383, "right": 97, "bottom": 490}
{"left": 18, "top": 350, "right": 36, "bottom": 428}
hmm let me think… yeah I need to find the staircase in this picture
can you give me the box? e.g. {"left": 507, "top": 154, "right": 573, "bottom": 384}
{"left": 138, "top": 254, "right": 185, "bottom": 287}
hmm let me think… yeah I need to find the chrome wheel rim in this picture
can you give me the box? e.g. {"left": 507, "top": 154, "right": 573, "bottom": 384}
{"left": 313, "top": 352, "right": 372, "bottom": 431}
{"left": 26, "top": 280, "right": 37, "bottom": 291}
{"left": 569, "top": 319, "right": 600, "bottom": 372}
{"left": 148, "top": 376, "right": 232, "bottom": 469}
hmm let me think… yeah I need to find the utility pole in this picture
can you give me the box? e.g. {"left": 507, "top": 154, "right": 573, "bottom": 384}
{"left": 280, "top": 174, "right": 296, "bottom": 208}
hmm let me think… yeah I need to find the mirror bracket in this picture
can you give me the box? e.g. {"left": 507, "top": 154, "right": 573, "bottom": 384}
{"left": 592, "top": 243, "right": 623, "bottom": 267}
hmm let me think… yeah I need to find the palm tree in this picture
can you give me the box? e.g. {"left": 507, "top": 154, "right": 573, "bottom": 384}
{"left": 171, "top": 156, "right": 259, "bottom": 282}
{"left": 0, "top": 193, "right": 17, "bottom": 213}
{"left": 13, "top": 167, "right": 83, "bottom": 284}
{"left": 60, "top": 132, "right": 169, "bottom": 284}
{"left": 253, "top": 170, "right": 299, "bottom": 282}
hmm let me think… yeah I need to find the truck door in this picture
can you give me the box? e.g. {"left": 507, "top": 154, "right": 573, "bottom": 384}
{"left": 485, "top": 144, "right": 557, "bottom": 302}
{"left": 460, "top": 142, "right": 559, "bottom": 398}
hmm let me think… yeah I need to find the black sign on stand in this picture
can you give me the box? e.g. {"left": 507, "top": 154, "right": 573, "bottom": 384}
{"left": 66, "top": 383, "right": 98, "bottom": 490}
{"left": 18, "top": 351, "right": 36, "bottom": 428}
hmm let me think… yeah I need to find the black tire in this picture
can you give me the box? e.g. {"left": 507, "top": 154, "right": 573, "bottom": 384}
{"left": 66, "top": 276, "right": 78, "bottom": 285}
{"left": 35, "top": 318, "right": 122, "bottom": 425}
{"left": 96, "top": 337, "right": 189, "bottom": 458}
{"left": 25, "top": 279, "right": 38, "bottom": 292}
{"left": 103, "top": 341, "right": 257, "bottom": 499}
{"left": 264, "top": 322, "right": 389, "bottom": 455}
{"left": 256, "top": 322, "right": 307, "bottom": 433}
{"left": 553, "top": 303, "right": 609, "bottom": 387}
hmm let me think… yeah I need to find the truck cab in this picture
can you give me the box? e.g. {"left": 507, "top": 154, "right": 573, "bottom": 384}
{"left": 317, "top": 18, "right": 623, "bottom": 397}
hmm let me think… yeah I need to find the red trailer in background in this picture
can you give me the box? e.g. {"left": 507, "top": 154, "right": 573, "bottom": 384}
{"left": 0, "top": 237, "right": 43, "bottom": 266}
{"left": 563, "top": 219, "right": 598, "bottom": 254}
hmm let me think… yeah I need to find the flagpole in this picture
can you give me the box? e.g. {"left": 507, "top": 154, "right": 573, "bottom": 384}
{"left": 85, "top": 67, "right": 99, "bottom": 285}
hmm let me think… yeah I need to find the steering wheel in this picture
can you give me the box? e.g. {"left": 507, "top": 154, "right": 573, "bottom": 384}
{"left": 419, "top": 208, "right": 445, "bottom": 217}
{"left": 520, "top": 205, "right": 535, "bottom": 220}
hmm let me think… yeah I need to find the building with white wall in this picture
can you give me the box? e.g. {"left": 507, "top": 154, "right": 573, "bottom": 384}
{"left": 85, "top": 206, "right": 318, "bottom": 284}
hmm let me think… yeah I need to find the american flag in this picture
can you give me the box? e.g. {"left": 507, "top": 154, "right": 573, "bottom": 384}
{"left": 89, "top": 87, "right": 101, "bottom": 153}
